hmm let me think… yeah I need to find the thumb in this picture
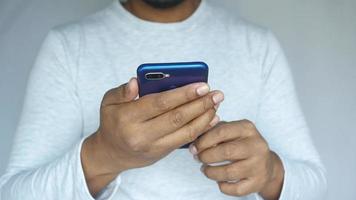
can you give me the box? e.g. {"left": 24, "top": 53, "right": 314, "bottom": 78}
{"left": 123, "top": 77, "right": 139, "bottom": 101}
{"left": 102, "top": 77, "right": 138, "bottom": 106}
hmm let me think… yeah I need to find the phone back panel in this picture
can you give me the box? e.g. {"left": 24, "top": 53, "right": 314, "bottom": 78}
{"left": 137, "top": 62, "right": 209, "bottom": 149}
{"left": 137, "top": 62, "right": 209, "bottom": 97}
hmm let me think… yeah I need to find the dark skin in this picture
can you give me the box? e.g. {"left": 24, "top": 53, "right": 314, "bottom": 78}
{"left": 81, "top": 0, "right": 284, "bottom": 199}
{"left": 82, "top": 79, "right": 222, "bottom": 196}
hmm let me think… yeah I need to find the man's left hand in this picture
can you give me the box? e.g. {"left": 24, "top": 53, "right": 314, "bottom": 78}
{"left": 190, "top": 119, "right": 284, "bottom": 199}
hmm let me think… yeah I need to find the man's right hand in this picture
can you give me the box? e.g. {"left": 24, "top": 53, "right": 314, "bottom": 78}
{"left": 81, "top": 78, "right": 224, "bottom": 196}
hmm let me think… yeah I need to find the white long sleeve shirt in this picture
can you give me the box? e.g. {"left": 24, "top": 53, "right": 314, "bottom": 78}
{"left": 0, "top": 0, "right": 327, "bottom": 199}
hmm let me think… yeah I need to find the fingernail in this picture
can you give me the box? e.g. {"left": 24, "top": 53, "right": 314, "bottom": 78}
{"left": 196, "top": 84, "right": 210, "bottom": 96}
{"left": 209, "top": 115, "right": 220, "bottom": 126}
{"left": 212, "top": 92, "right": 224, "bottom": 104}
{"left": 193, "top": 154, "right": 200, "bottom": 163}
{"left": 189, "top": 144, "right": 198, "bottom": 155}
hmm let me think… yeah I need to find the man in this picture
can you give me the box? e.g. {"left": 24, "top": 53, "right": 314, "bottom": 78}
{"left": 0, "top": 0, "right": 327, "bottom": 199}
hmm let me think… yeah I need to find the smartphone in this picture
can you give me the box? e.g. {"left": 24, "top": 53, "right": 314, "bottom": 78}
{"left": 137, "top": 61, "right": 209, "bottom": 148}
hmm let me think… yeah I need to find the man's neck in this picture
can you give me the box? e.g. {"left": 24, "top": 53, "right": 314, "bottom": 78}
{"left": 123, "top": 0, "right": 201, "bottom": 23}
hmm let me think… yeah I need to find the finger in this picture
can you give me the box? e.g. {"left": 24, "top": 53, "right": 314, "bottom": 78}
{"left": 197, "top": 139, "right": 250, "bottom": 164}
{"left": 132, "top": 82, "right": 212, "bottom": 121}
{"left": 187, "top": 115, "right": 221, "bottom": 152}
{"left": 154, "top": 108, "right": 218, "bottom": 151}
{"left": 199, "top": 115, "right": 221, "bottom": 135}
{"left": 102, "top": 78, "right": 138, "bottom": 106}
{"left": 218, "top": 178, "right": 257, "bottom": 197}
{"left": 194, "top": 120, "right": 253, "bottom": 154}
{"left": 145, "top": 91, "right": 223, "bottom": 140}
{"left": 201, "top": 160, "right": 251, "bottom": 182}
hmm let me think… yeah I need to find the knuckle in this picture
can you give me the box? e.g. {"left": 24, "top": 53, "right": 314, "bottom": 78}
{"left": 202, "top": 96, "right": 213, "bottom": 110}
{"left": 186, "top": 124, "right": 199, "bottom": 143}
{"left": 103, "top": 89, "right": 113, "bottom": 100}
{"left": 261, "top": 142, "right": 269, "bottom": 153}
{"left": 154, "top": 95, "right": 171, "bottom": 111}
{"left": 100, "top": 103, "right": 112, "bottom": 116}
{"left": 207, "top": 109, "right": 217, "bottom": 121}
{"left": 101, "top": 89, "right": 114, "bottom": 106}
{"left": 184, "top": 87, "right": 196, "bottom": 101}
{"left": 215, "top": 126, "right": 226, "bottom": 140}
{"left": 255, "top": 138, "right": 268, "bottom": 152}
{"left": 241, "top": 119, "right": 255, "bottom": 130}
{"left": 223, "top": 145, "right": 233, "bottom": 160}
{"left": 170, "top": 110, "right": 184, "bottom": 127}
{"left": 119, "top": 84, "right": 128, "bottom": 97}
{"left": 104, "top": 85, "right": 126, "bottom": 100}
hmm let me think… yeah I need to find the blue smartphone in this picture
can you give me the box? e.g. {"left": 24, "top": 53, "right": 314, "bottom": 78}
{"left": 137, "top": 61, "right": 209, "bottom": 149}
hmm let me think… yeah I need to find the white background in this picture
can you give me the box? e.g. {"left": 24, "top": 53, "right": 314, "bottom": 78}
{"left": 0, "top": 0, "right": 355, "bottom": 199}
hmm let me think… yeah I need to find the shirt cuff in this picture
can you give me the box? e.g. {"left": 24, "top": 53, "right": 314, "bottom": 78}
{"left": 274, "top": 155, "right": 299, "bottom": 200}
{"left": 253, "top": 154, "right": 295, "bottom": 200}
{"left": 75, "top": 137, "right": 121, "bottom": 200}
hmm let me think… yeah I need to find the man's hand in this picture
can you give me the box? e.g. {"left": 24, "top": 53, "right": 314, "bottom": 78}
{"left": 190, "top": 120, "right": 284, "bottom": 200}
{"left": 81, "top": 78, "right": 224, "bottom": 196}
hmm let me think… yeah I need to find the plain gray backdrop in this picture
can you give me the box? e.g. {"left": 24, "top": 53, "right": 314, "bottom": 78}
{"left": 0, "top": 0, "right": 355, "bottom": 199}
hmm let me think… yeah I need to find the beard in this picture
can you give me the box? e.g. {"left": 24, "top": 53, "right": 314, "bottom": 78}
{"left": 142, "top": 0, "right": 186, "bottom": 9}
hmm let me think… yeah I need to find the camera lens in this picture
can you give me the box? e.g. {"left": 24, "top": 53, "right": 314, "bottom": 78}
{"left": 145, "top": 72, "right": 165, "bottom": 80}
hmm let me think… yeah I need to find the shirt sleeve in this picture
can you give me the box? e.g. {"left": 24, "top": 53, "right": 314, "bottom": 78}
{"left": 0, "top": 30, "right": 120, "bottom": 199}
{"left": 254, "top": 30, "right": 327, "bottom": 200}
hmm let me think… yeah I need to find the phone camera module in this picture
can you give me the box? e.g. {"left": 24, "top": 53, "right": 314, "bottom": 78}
{"left": 145, "top": 72, "right": 167, "bottom": 80}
